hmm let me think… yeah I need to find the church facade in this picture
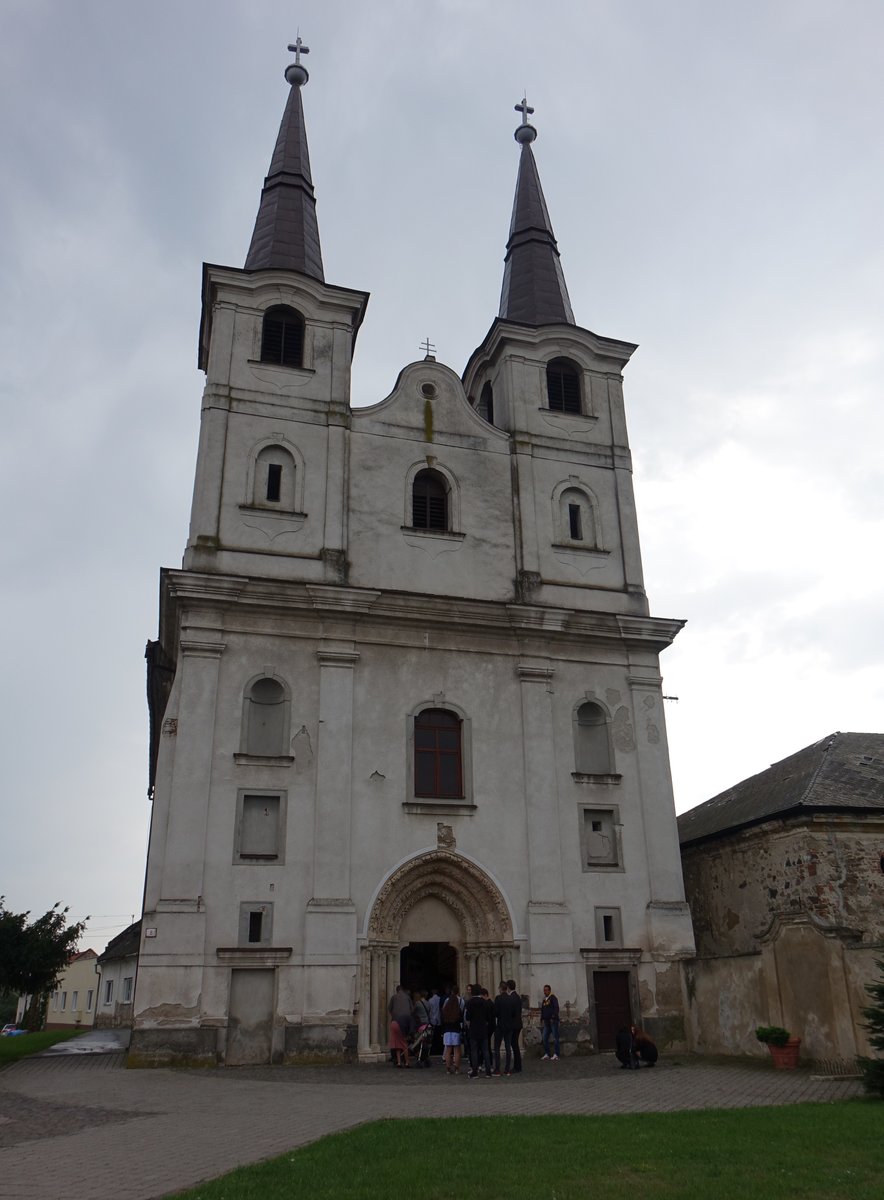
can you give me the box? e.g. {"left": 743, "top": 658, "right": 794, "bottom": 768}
{"left": 132, "top": 48, "right": 695, "bottom": 1066}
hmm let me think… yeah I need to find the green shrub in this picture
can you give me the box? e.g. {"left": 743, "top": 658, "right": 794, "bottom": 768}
{"left": 755, "top": 1025, "right": 791, "bottom": 1047}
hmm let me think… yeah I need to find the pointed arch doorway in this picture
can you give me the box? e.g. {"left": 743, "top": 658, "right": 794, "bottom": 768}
{"left": 359, "top": 850, "right": 518, "bottom": 1059}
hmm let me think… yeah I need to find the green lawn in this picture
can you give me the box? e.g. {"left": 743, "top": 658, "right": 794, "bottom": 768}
{"left": 168, "top": 1101, "right": 882, "bottom": 1200}
{"left": 0, "top": 1029, "right": 80, "bottom": 1065}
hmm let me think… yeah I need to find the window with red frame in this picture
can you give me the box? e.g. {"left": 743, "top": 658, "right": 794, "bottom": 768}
{"left": 414, "top": 708, "right": 463, "bottom": 798}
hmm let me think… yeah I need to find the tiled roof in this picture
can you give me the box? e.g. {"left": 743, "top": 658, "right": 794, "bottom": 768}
{"left": 678, "top": 731, "right": 884, "bottom": 846}
{"left": 97, "top": 919, "right": 141, "bottom": 964}
{"left": 499, "top": 141, "right": 574, "bottom": 327}
{"left": 244, "top": 80, "right": 324, "bottom": 279}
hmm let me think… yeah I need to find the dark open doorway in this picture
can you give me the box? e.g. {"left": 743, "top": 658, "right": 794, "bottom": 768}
{"left": 593, "top": 970, "right": 632, "bottom": 1050}
{"left": 400, "top": 942, "right": 458, "bottom": 995}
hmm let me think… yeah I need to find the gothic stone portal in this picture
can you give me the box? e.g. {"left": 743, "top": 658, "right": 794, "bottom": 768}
{"left": 359, "top": 851, "right": 517, "bottom": 1059}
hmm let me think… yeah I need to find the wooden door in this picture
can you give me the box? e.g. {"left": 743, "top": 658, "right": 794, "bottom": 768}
{"left": 593, "top": 971, "right": 631, "bottom": 1050}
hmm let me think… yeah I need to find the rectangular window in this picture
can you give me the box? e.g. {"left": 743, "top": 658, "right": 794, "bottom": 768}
{"left": 104, "top": 979, "right": 114, "bottom": 1006}
{"left": 86, "top": 989, "right": 94, "bottom": 1012}
{"left": 594, "top": 907, "right": 623, "bottom": 946}
{"left": 239, "top": 902, "right": 273, "bottom": 946}
{"left": 236, "top": 792, "right": 283, "bottom": 861}
{"left": 61, "top": 992, "right": 68, "bottom": 1011}
{"left": 71, "top": 991, "right": 79, "bottom": 1011}
{"left": 123, "top": 977, "right": 133, "bottom": 1003}
{"left": 568, "top": 503, "right": 583, "bottom": 541}
{"left": 51, "top": 991, "right": 59, "bottom": 1011}
{"left": 266, "top": 463, "right": 282, "bottom": 502}
{"left": 580, "top": 806, "right": 623, "bottom": 871}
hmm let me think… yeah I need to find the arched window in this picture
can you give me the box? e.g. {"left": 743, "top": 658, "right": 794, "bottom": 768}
{"left": 260, "top": 305, "right": 304, "bottom": 367}
{"left": 477, "top": 381, "right": 494, "bottom": 425}
{"left": 245, "top": 677, "right": 286, "bottom": 756}
{"left": 252, "top": 445, "right": 296, "bottom": 509}
{"left": 414, "top": 708, "right": 463, "bottom": 798}
{"left": 559, "top": 486, "right": 597, "bottom": 547}
{"left": 412, "top": 469, "right": 448, "bottom": 531}
{"left": 574, "top": 702, "right": 612, "bottom": 775}
{"left": 546, "top": 358, "right": 581, "bottom": 414}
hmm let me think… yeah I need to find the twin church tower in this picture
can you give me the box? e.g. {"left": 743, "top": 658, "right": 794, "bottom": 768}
{"left": 134, "top": 42, "right": 695, "bottom": 1066}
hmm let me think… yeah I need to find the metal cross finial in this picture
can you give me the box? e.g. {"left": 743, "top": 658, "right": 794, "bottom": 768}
{"left": 420, "top": 336, "right": 436, "bottom": 359}
{"left": 515, "top": 97, "right": 534, "bottom": 125}
{"left": 287, "top": 35, "right": 310, "bottom": 64}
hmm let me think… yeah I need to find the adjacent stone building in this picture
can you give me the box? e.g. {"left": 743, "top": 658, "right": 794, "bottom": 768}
{"left": 132, "top": 47, "right": 695, "bottom": 1066}
{"left": 679, "top": 731, "right": 884, "bottom": 1064}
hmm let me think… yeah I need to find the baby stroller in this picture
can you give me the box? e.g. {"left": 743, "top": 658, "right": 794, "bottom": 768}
{"left": 410, "top": 1022, "right": 433, "bottom": 1067}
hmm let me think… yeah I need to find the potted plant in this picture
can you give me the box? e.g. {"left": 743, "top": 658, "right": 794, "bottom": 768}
{"left": 755, "top": 1025, "right": 801, "bottom": 1069}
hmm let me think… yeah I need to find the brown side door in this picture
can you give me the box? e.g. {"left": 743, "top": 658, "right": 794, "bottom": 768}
{"left": 593, "top": 971, "right": 631, "bottom": 1050}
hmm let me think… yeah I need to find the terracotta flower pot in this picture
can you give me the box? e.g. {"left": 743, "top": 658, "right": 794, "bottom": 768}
{"left": 768, "top": 1037, "right": 801, "bottom": 1069}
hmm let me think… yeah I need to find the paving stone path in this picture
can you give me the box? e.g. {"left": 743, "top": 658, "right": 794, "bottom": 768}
{"left": 0, "top": 1053, "right": 863, "bottom": 1200}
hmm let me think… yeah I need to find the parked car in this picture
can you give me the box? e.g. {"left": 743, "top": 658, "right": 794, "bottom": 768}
{"left": 1, "top": 1024, "right": 26, "bottom": 1037}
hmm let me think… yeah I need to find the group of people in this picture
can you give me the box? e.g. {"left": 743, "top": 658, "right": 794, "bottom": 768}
{"left": 389, "top": 981, "right": 659, "bottom": 1074}
{"left": 388, "top": 981, "right": 566, "bottom": 1077}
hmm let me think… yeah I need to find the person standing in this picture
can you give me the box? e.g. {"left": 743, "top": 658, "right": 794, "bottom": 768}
{"left": 388, "top": 985, "right": 413, "bottom": 1041}
{"left": 464, "top": 984, "right": 493, "bottom": 1078}
{"left": 440, "top": 986, "right": 463, "bottom": 1074}
{"left": 540, "top": 984, "right": 560, "bottom": 1061}
{"left": 507, "top": 979, "right": 523, "bottom": 1072}
{"left": 428, "top": 986, "right": 443, "bottom": 1056}
{"left": 493, "top": 980, "right": 520, "bottom": 1075}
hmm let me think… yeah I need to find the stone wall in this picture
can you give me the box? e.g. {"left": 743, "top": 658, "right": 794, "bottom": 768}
{"left": 681, "top": 811, "right": 884, "bottom": 1063}
{"left": 681, "top": 814, "right": 883, "bottom": 958}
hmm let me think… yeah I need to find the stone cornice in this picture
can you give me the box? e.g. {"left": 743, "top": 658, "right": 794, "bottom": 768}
{"left": 161, "top": 570, "right": 684, "bottom": 652}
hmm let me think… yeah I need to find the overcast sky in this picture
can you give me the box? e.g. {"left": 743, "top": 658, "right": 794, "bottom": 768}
{"left": 2, "top": 1, "right": 882, "bottom": 953}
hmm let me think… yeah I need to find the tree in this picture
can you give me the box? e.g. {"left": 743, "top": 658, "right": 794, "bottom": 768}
{"left": 858, "top": 958, "right": 884, "bottom": 1098}
{"left": 0, "top": 898, "right": 88, "bottom": 1030}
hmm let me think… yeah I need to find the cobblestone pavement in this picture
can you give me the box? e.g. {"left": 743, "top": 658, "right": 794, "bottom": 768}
{"left": 0, "top": 1053, "right": 863, "bottom": 1200}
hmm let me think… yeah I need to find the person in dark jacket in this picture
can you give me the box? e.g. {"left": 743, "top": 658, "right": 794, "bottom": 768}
{"left": 507, "top": 979, "right": 523, "bottom": 1072}
{"left": 615, "top": 1025, "right": 637, "bottom": 1068}
{"left": 540, "top": 984, "right": 560, "bottom": 1060}
{"left": 493, "top": 980, "right": 521, "bottom": 1075}
{"left": 464, "top": 984, "right": 493, "bottom": 1077}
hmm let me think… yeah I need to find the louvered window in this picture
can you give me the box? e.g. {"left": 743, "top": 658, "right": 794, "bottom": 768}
{"left": 415, "top": 709, "right": 463, "bottom": 798}
{"left": 547, "top": 358, "right": 581, "bottom": 413}
{"left": 412, "top": 469, "right": 448, "bottom": 531}
{"left": 260, "top": 305, "right": 304, "bottom": 367}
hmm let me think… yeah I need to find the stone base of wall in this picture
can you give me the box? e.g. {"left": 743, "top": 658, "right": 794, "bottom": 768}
{"left": 128, "top": 1027, "right": 219, "bottom": 1068}
{"left": 283, "top": 1022, "right": 358, "bottom": 1062}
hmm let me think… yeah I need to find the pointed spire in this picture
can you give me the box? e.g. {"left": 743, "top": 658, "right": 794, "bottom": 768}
{"left": 244, "top": 39, "right": 324, "bottom": 280}
{"left": 498, "top": 99, "right": 574, "bottom": 326}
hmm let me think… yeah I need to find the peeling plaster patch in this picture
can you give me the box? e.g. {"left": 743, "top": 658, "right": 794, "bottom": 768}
{"left": 725, "top": 908, "right": 740, "bottom": 930}
{"left": 642, "top": 695, "right": 655, "bottom": 710}
{"left": 605, "top": 688, "right": 621, "bottom": 707}
{"left": 293, "top": 725, "right": 313, "bottom": 771}
{"left": 612, "top": 707, "right": 635, "bottom": 752}
{"left": 137, "top": 1003, "right": 201, "bottom": 1027}
{"left": 647, "top": 722, "right": 660, "bottom": 744}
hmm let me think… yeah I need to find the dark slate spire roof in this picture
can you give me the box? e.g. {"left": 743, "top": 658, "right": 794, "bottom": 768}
{"left": 678, "top": 732, "right": 884, "bottom": 847}
{"left": 499, "top": 106, "right": 574, "bottom": 326}
{"left": 244, "top": 56, "right": 324, "bottom": 279}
